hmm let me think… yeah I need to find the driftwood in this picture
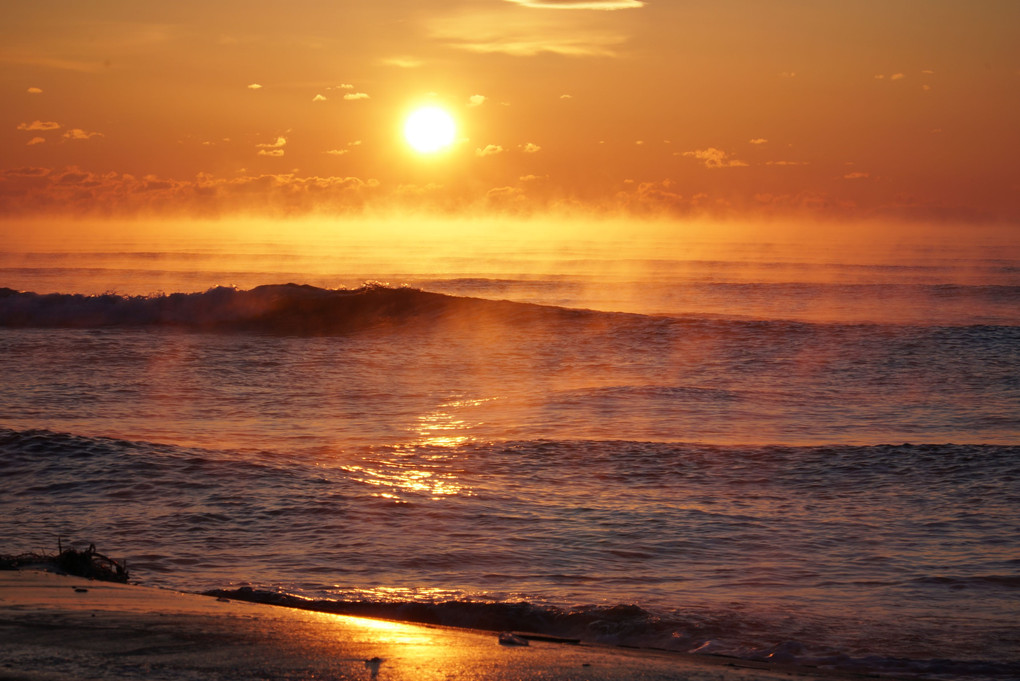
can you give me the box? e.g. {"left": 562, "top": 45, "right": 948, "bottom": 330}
{"left": 0, "top": 541, "right": 128, "bottom": 583}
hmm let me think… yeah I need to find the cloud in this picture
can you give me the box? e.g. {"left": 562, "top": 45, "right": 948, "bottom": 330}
{"left": 486, "top": 185, "right": 527, "bottom": 211}
{"left": 340, "top": 83, "right": 354, "bottom": 89}
{"left": 247, "top": 83, "right": 263, "bottom": 90}
{"left": 765, "top": 160, "right": 809, "bottom": 166}
{"left": 62, "top": 128, "right": 104, "bottom": 140}
{"left": 749, "top": 138, "right": 768, "bottom": 145}
{"left": 17, "top": 120, "right": 61, "bottom": 132}
{"left": 681, "top": 148, "right": 748, "bottom": 168}
{"left": 0, "top": 167, "right": 383, "bottom": 217}
{"left": 444, "top": 34, "right": 624, "bottom": 57}
{"left": 843, "top": 171, "right": 870, "bottom": 179}
{"left": 467, "top": 94, "right": 487, "bottom": 107}
{"left": 256, "top": 137, "right": 286, "bottom": 156}
{"left": 476, "top": 144, "right": 504, "bottom": 157}
{"left": 343, "top": 92, "right": 369, "bottom": 100}
{"left": 560, "top": 94, "right": 573, "bottom": 99}
{"left": 312, "top": 94, "right": 327, "bottom": 102}
{"left": 890, "top": 73, "right": 905, "bottom": 80}
{"left": 780, "top": 72, "right": 796, "bottom": 78}
{"left": 521, "top": 142, "right": 541, "bottom": 153}
{"left": 27, "top": 87, "right": 42, "bottom": 94}
{"left": 2, "top": 165, "right": 1010, "bottom": 222}
{"left": 504, "top": 0, "right": 644, "bottom": 8}
{"left": 431, "top": 13, "right": 629, "bottom": 57}
{"left": 382, "top": 57, "right": 421, "bottom": 68}
{"left": 27, "top": 137, "right": 46, "bottom": 146}
{"left": 326, "top": 141, "right": 361, "bottom": 156}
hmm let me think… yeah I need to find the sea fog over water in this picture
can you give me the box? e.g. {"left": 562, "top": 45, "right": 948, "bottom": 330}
{"left": 1, "top": 221, "right": 1018, "bottom": 679}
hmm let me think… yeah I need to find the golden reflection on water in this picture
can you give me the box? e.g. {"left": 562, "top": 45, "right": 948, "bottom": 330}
{"left": 306, "top": 610, "right": 427, "bottom": 645}
{"left": 342, "top": 461, "right": 467, "bottom": 500}
{"left": 304, "top": 608, "right": 496, "bottom": 681}
{"left": 341, "top": 399, "right": 496, "bottom": 499}
{"left": 413, "top": 397, "right": 497, "bottom": 448}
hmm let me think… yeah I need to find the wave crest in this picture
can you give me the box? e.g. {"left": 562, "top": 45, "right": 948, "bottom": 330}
{"left": 0, "top": 283, "right": 584, "bottom": 334}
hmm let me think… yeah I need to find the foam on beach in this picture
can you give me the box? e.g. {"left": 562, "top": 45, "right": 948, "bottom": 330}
{"left": 0, "top": 570, "right": 850, "bottom": 681}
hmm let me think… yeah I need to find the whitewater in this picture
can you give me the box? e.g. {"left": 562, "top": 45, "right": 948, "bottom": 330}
{"left": 1, "top": 230, "right": 1018, "bottom": 680}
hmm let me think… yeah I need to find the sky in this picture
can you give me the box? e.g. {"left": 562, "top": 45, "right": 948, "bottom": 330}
{"left": 2, "top": 0, "right": 1019, "bottom": 224}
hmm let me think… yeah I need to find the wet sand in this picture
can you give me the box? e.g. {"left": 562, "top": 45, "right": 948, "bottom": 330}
{"left": 1, "top": 570, "right": 858, "bottom": 681}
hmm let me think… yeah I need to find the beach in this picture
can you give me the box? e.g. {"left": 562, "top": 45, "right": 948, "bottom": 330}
{"left": 0, "top": 570, "right": 855, "bottom": 681}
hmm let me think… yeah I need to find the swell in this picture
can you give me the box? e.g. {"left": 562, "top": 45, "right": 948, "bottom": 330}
{"left": 4, "top": 282, "right": 1019, "bottom": 335}
{"left": 0, "top": 283, "right": 592, "bottom": 334}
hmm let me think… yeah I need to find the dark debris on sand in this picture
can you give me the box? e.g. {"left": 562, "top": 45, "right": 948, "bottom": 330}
{"left": 0, "top": 542, "right": 129, "bottom": 583}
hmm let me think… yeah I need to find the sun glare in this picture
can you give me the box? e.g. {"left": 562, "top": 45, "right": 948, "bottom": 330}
{"left": 404, "top": 106, "right": 457, "bottom": 154}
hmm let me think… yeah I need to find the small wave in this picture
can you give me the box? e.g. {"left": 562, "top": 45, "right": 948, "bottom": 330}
{"left": 912, "top": 574, "right": 1020, "bottom": 589}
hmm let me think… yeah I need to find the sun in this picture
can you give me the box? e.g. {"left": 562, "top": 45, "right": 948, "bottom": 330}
{"left": 404, "top": 106, "right": 457, "bottom": 153}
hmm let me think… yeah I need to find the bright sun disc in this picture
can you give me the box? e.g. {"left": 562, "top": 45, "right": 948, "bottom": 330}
{"left": 404, "top": 106, "right": 456, "bottom": 153}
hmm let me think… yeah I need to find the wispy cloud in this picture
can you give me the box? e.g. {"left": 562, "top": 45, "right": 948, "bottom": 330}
{"left": 343, "top": 92, "right": 369, "bottom": 101}
{"left": 468, "top": 94, "right": 487, "bottom": 107}
{"left": 749, "top": 138, "right": 768, "bottom": 145}
{"left": 476, "top": 144, "right": 504, "bottom": 156}
{"left": 247, "top": 83, "right": 263, "bottom": 90}
{"left": 0, "top": 167, "right": 382, "bottom": 217}
{"left": 444, "top": 34, "right": 624, "bottom": 57}
{"left": 27, "top": 87, "right": 42, "bottom": 94}
{"left": 504, "top": 0, "right": 644, "bottom": 9}
{"left": 431, "top": 12, "right": 629, "bottom": 57}
{"left": 63, "top": 128, "right": 103, "bottom": 140}
{"left": 256, "top": 137, "right": 286, "bottom": 157}
{"left": 312, "top": 94, "right": 327, "bottom": 102}
{"left": 26, "top": 137, "right": 46, "bottom": 146}
{"left": 17, "top": 120, "right": 61, "bottom": 131}
{"left": 325, "top": 141, "right": 361, "bottom": 156}
{"left": 844, "top": 171, "right": 870, "bottom": 179}
{"left": 681, "top": 148, "right": 748, "bottom": 168}
{"left": 382, "top": 57, "right": 422, "bottom": 68}
{"left": 521, "top": 142, "right": 541, "bottom": 153}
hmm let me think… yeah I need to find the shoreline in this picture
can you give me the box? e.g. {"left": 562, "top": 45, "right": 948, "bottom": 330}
{"left": 0, "top": 570, "right": 865, "bottom": 681}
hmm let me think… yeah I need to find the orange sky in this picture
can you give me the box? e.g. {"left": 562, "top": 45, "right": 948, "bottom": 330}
{"left": 2, "top": 0, "right": 1019, "bottom": 223}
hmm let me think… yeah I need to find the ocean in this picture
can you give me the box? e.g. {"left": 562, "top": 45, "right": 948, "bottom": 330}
{"left": 1, "top": 223, "right": 1018, "bottom": 679}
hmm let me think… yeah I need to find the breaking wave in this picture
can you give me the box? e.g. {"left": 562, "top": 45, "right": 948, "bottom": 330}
{"left": 204, "top": 587, "right": 1020, "bottom": 679}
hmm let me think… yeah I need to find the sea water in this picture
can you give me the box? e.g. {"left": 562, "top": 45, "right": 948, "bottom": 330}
{"left": 1, "top": 227, "right": 1018, "bottom": 679}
